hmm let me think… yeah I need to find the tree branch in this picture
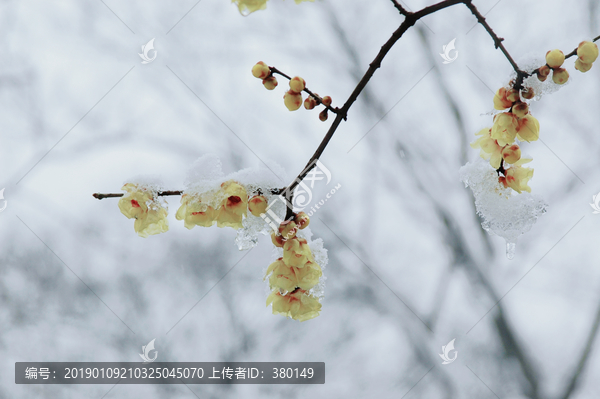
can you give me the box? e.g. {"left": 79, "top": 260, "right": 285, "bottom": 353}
{"left": 93, "top": 190, "right": 182, "bottom": 200}
{"left": 94, "top": 0, "right": 598, "bottom": 220}
{"left": 462, "top": 1, "right": 526, "bottom": 85}
{"left": 93, "top": 188, "right": 284, "bottom": 200}
{"left": 283, "top": 0, "right": 466, "bottom": 219}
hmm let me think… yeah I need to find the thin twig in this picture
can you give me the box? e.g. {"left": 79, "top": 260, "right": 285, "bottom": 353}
{"left": 93, "top": 190, "right": 183, "bottom": 200}
{"left": 390, "top": 0, "right": 411, "bottom": 16}
{"left": 93, "top": 188, "right": 284, "bottom": 200}
{"left": 462, "top": 0, "right": 526, "bottom": 87}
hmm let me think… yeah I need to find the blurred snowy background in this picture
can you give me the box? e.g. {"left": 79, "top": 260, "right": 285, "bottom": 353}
{"left": 1, "top": 0, "right": 600, "bottom": 397}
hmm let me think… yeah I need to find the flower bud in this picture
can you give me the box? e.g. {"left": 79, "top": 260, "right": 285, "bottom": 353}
{"left": 322, "top": 96, "right": 332, "bottom": 106}
{"left": 279, "top": 220, "right": 298, "bottom": 240}
{"left": 545, "top": 49, "right": 565, "bottom": 68}
{"left": 501, "top": 144, "right": 521, "bottom": 164}
{"left": 537, "top": 65, "right": 550, "bottom": 82}
{"left": 521, "top": 87, "right": 534, "bottom": 100}
{"left": 262, "top": 76, "right": 278, "bottom": 90}
{"left": 575, "top": 58, "right": 593, "bottom": 73}
{"left": 552, "top": 68, "right": 569, "bottom": 85}
{"left": 248, "top": 195, "right": 268, "bottom": 217}
{"left": 289, "top": 76, "right": 305, "bottom": 93}
{"left": 283, "top": 90, "right": 302, "bottom": 111}
{"left": 319, "top": 109, "right": 328, "bottom": 122}
{"left": 304, "top": 96, "right": 317, "bottom": 110}
{"left": 506, "top": 89, "right": 520, "bottom": 102}
{"left": 252, "top": 61, "right": 270, "bottom": 79}
{"left": 294, "top": 212, "right": 310, "bottom": 229}
{"left": 271, "top": 232, "right": 284, "bottom": 248}
{"left": 577, "top": 41, "right": 599, "bottom": 64}
{"left": 512, "top": 101, "right": 529, "bottom": 118}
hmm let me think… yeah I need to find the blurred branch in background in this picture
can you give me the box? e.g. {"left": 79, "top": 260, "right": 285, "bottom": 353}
{"left": 558, "top": 294, "right": 600, "bottom": 399}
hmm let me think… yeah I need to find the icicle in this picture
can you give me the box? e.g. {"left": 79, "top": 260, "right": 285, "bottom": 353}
{"left": 505, "top": 241, "right": 516, "bottom": 260}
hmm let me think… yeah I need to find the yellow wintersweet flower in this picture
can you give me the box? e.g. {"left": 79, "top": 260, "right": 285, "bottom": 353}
{"left": 265, "top": 257, "right": 322, "bottom": 292}
{"left": 500, "top": 159, "right": 533, "bottom": 193}
{"left": 266, "top": 288, "right": 321, "bottom": 321}
{"left": 232, "top": 0, "right": 268, "bottom": 15}
{"left": 493, "top": 88, "right": 513, "bottom": 110}
{"left": 470, "top": 128, "right": 503, "bottom": 169}
{"left": 216, "top": 180, "right": 248, "bottom": 229}
{"left": 491, "top": 112, "right": 518, "bottom": 146}
{"left": 175, "top": 194, "right": 217, "bottom": 229}
{"left": 283, "top": 237, "right": 315, "bottom": 268}
{"left": 516, "top": 114, "right": 540, "bottom": 142}
{"left": 118, "top": 183, "right": 168, "bottom": 238}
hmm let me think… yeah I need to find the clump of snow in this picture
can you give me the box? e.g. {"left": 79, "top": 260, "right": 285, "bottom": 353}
{"left": 460, "top": 159, "right": 548, "bottom": 259}
{"left": 184, "top": 154, "right": 225, "bottom": 187}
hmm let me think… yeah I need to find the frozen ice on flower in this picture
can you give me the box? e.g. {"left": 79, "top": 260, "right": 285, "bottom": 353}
{"left": 460, "top": 159, "right": 547, "bottom": 259}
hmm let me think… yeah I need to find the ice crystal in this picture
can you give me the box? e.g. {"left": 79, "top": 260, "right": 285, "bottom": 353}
{"left": 460, "top": 159, "right": 548, "bottom": 259}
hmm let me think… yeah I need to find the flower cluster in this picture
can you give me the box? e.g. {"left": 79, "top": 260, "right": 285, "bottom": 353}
{"left": 538, "top": 49, "right": 569, "bottom": 84}
{"left": 472, "top": 86, "right": 538, "bottom": 193}
{"left": 265, "top": 212, "right": 323, "bottom": 321}
{"left": 119, "top": 181, "right": 271, "bottom": 236}
{"left": 251, "top": 62, "right": 333, "bottom": 121}
{"left": 118, "top": 183, "right": 169, "bottom": 238}
{"left": 537, "top": 41, "right": 598, "bottom": 83}
{"left": 176, "top": 180, "right": 251, "bottom": 230}
{"left": 232, "top": 0, "right": 314, "bottom": 16}
{"left": 470, "top": 40, "right": 598, "bottom": 196}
